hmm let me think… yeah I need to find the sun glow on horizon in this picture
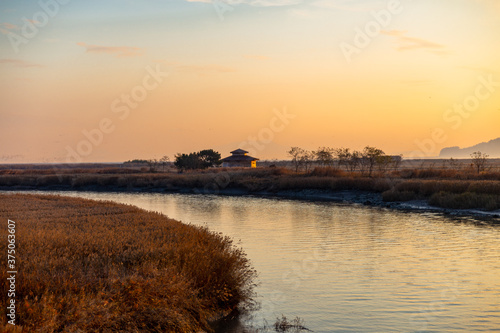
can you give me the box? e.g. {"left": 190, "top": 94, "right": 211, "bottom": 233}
{"left": 0, "top": 0, "right": 499, "bottom": 162}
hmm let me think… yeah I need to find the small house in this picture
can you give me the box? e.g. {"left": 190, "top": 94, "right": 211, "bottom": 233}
{"left": 221, "top": 149, "right": 259, "bottom": 168}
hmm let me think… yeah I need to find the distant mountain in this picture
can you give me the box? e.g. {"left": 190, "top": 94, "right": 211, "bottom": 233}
{"left": 439, "top": 137, "right": 500, "bottom": 158}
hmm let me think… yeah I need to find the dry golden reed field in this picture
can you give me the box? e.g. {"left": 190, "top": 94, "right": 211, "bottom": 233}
{"left": 0, "top": 194, "right": 256, "bottom": 332}
{"left": 2, "top": 163, "right": 500, "bottom": 210}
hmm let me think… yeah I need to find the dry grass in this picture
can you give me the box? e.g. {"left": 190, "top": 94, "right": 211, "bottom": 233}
{"left": 429, "top": 192, "right": 500, "bottom": 211}
{"left": 382, "top": 179, "right": 500, "bottom": 210}
{"left": 0, "top": 194, "right": 256, "bottom": 332}
{"left": 1, "top": 164, "right": 500, "bottom": 210}
{"left": 272, "top": 315, "right": 310, "bottom": 332}
{"left": 396, "top": 168, "right": 500, "bottom": 180}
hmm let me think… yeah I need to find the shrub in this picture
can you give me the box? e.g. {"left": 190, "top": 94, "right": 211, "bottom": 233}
{"left": 35, "top": 175, "right": 62, "bottom": 187}
{"left": 467, "top": 181, "right": 500, "bottom": 195}
{"left": 0, "top": 175, "right": 19, "bottom": 186}
{"left": 70, "top": 175, "right": 99, "bottom": 188}
{"left": 429, "top": 191, "right": 500, "bottom": 211}
{"left": 96, "top": 175, "right": 119, "bottom": 186}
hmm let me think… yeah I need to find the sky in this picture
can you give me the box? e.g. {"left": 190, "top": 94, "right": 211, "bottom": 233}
{"left": 0, "top": 0, "right": 499, "bottom": 162}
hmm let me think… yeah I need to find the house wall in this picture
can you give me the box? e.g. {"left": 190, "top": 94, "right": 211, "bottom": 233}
{"left": 222, "top": 161, "right": 256, "bottom": 168}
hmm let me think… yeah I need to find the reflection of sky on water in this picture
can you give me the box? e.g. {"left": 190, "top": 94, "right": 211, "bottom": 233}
{"left": 10, "top": 191, "right": 500, "bottom": 333}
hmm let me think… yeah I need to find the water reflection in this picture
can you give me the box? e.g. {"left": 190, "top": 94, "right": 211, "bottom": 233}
{"left": 8, "top": 191, "right": 500, "bottom": 332}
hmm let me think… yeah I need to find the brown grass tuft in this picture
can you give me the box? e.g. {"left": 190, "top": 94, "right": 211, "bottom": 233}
{"left": 0, "top": 194, "right": 256, "bottom": 332}
{"left": 429, "top": 191, "right": 500, "bottom": 211}
{"left": 310, "top": 167, "right": 345, "bottom": 177}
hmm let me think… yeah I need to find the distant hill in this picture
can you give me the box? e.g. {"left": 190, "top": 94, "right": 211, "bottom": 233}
{"left": 439, "top": 137, "right": 500, "bottom": 158}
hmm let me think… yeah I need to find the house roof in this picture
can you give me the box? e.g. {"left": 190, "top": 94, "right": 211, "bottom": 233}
{"left": 230, "top": 149, "right": 249, "bottom": 155}
{"left": 221, "top": 155, "right": 259, "bottom": 162}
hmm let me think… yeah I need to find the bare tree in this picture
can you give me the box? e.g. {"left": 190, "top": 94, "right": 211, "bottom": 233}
{"left": 447, "top": 157, "right": 461, "bottom": 170}
{"left": 159, "top": 155, "right": 170, "bottom": 172}
{"left": 347, "top": 150, "right": 361, "bottom": 172}
{"left": 392, "top": 155, "right": 403, "bottom": 171}
{"left": 300, "top": 150, "right": 315, "bottom": 172}
{"left": 314, "top": 147, "right": 334, "bottom": 167}
{"left": 288, "top": 147, "right": 305, "bottom": 172}
{"left": 361, "top": 146, "right": 384, "bottom": 176}
{"left": 147, "top": 159, "right": 159, "bottom": 172}
{"left": 375, "top": 154, "right": 402, "bottom": 173}
{"left": 335, "top": 148, "right": 352, "bottom": 172}
{"left": 375, "top": 155, "right": 393, "bottom": 173}
{"left": 470, "top": 151, "right": 489, "bottom": 174}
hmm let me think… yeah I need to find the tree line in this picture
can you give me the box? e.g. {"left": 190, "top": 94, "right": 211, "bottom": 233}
{"left": 174, "top": 149, "right": 222, "bottom": 171}
{"left": 124, "top": 156, "right": 170, "bottom": 172}
{"left": 124, "top": 150, "right": 222, "bottom": 172}
{"left": 287, "top": 146, "right": 402, "bottom": 176}
{"left": 125, "top": 148, "right": 489, "bottom": 175}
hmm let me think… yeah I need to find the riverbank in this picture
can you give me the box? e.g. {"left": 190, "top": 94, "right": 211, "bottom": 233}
{"left": 2, "top": 185, "right": 499, "bottom": 222}
{"left": 1, "top": 166, "right": 500, "bottom": 220}
{"left": 0, "top": 194, "right": 256, "bottom": 332}
{"left": 267, "top": 189, "right": 500, "bottom": 220}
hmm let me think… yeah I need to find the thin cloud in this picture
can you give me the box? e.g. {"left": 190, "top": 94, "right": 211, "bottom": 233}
{"left": 1, "top": 22, "right": 18, "bottom": 30}
{"left": 0, "top": 22, "right": 18, "bottom": 35}
{"left": 77, "top": 42, "right": 144, "bottom": 58}
{"left": 382, "top": 30, "right": 450, "bottom": 55}
{"left": 0, "top": 58, "right": 44, "bottom": 68}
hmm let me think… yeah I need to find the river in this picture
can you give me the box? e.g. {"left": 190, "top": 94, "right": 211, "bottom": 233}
{"left": 8, "top": 191, "right": 500, "bottom": 332}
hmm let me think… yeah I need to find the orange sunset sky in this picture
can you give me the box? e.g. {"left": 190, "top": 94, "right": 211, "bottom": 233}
{"left": 1, "top": 0, "right": 499, "bottom": 163}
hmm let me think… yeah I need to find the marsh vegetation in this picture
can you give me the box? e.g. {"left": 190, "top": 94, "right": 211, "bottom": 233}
{"left": 0, "top": 194, "right": 256, "bottom": 332}
{"left": 1, "top": 159, "right": 500, "bottom": 211}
